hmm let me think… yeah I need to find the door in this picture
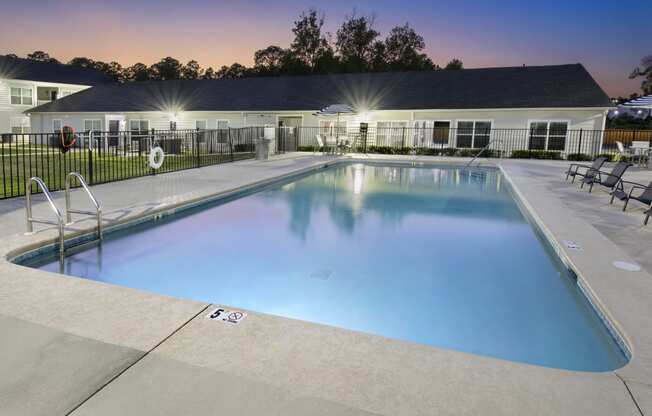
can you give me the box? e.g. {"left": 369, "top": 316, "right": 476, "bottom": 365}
{"left": 278, "top": 116, "right": 302, "bottom": 151}
{"left": 108, "top": 120, "right": 120, "bottom": 147}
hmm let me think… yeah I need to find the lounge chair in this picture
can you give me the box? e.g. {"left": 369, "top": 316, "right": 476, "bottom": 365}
{"left": 610, "top": 181, "right": 652, "bottom": 224}
{"left": 312, "top": 134, "right": 324, "bottom": 155}
{"left": 565, "top": 156, "right": 607, "bottom": 183}
{"left": 581, "top": 161, "right": 633, "bottom": 193}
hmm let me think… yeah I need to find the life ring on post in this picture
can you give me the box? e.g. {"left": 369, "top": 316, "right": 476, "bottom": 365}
{"left": 148, "top": 146, "right": 165, "bottom": 169}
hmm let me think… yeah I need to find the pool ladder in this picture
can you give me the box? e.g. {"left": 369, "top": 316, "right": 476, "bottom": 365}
{"left": 26, "top": 172, "right": 103, "bottom": 256}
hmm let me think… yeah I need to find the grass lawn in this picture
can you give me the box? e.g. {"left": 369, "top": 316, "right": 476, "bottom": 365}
{"left": 0, "top": 149, "right": 254, "bottom": 199}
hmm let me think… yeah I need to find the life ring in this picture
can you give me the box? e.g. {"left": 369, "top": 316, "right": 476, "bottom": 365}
{"left": 148, "top": 146, "right": 165, "bottom": 169}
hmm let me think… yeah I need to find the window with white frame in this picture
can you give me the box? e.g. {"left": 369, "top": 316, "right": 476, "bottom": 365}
{"left": 84, "top": 119, "right": 102, "bottom": 132}
{"left": 195, "top": 120, "right": 207, "bottom": 130}
{"left": 455, "top": 121, "right": 491, "bottom": 148}
{"left": 10, "top": 87, "right": 33, "bottom": 105}
{"left": 129, "top": 119, "right": 149, "bottom": 134}
{"left": 528, "top": 121, "right": 568, "bottom": 151}
{"left": 53, "top": 119, "right": 63, "bottom": 133}
{"left": 216, "top": 119, "right": 229, "bottom": 129}
{"left": 376, "top": 121, "right": 408, "bottom": 146}
{"left": 10, "top": 117, "right": 30, "bottom": 134}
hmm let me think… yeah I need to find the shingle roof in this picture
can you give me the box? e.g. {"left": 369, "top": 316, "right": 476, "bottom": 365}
{"left": 28, "top": 64, "right": 612, "bottom": 113}
{"left": 0, "top": 55, "right": 114, "bottom": 86}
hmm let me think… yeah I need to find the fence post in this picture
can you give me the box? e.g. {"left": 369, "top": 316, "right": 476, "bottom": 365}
{"left": 577, "top": 129, "right": 583, "bottom": 157}
{"left": 88, "top": 132, "right": 94, "bottom": 185}
{"left": 195, "top": 128, "right": 200, "bottom": 168}
{"left": 228, "top": 128, "right": 234, "bottom": 162}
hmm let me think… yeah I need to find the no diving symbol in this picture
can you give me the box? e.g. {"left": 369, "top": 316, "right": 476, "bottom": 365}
{"left": 206, "top": 308, "right": 247, "bottom": 325}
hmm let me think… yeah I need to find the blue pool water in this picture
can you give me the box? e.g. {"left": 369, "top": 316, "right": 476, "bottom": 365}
{"left": 24, "top": 163, "right": 627, "bottom": 371}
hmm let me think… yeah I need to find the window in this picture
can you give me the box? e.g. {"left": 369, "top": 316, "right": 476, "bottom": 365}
{"left": 53, "top": 119, "right": 62, "bottom": 133}
{"left": 84, "top": 119, "right": 102, "bottom": 132}
{"left": 528, "top": 121, "right": 568, "bottom": 151}
{"left": 216, "top": 119, "right": 229, "bottom": 129}
{"left": 376, "top": 121, "right": 408, "bottom": 146}
{"left": 455, "top": 121, "right": 491, "bottom": 148}
{"left": 170, "top": 121, "right": 177, "bottom": 131}
{"left": 195, "top": 120, "right": 207, "bottom": 130}
{"left": 413, "top": 120, "right": 450, "bottom": 146}
{"left": 129, "top": 120, "right": 149, "bottom": 134}
{"left": 10, "top": 87, "right": 33, "bottom": 105}
{"left": 319, "top": 120, "right": 346, "bottom": 137}
{"left": 10, "top": 117, "right": 30, "bottom": 134}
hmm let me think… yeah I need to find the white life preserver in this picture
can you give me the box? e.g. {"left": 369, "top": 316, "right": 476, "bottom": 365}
{"left": 148, "top": 146, "right": 165, "bottom": 169}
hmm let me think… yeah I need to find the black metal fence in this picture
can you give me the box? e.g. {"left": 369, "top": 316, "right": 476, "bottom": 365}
{"left": 0, "top": 127, "right": 259, "bottom": 199}
{"left": 2, "top": 125, "right": 651, "bottom": 200}
{"left": 275, "top": 126, "right": 652, "bottom": 161}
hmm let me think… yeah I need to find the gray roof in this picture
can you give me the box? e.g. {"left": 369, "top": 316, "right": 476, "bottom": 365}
{"left": 28, "top": 64, "right": 612, "bottom": 113}
{"left": 0, "top": 55, "right": 114, "bottom": 86}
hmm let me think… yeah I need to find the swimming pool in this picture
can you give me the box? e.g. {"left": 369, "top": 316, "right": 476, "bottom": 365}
{"left": 20, "top": 162, "right": 627, "bottom": 371}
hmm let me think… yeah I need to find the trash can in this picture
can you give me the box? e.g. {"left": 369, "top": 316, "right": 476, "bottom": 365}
{"left": 256, "top": 137, "right": 272, "bottom": 160}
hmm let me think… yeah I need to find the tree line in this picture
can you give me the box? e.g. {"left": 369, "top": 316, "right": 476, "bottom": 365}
{"left": 6, "top": 10, "right": 464, "bottom": 82}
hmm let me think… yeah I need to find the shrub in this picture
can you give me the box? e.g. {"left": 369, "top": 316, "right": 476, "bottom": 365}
{"left": 510, "top": 150, "right": 563, "bottom": 160}
{"left": 298, "top": 146, "right": 317, "bottom": 152}
{"left": 566, "top": 153, "right": 592, "bottom": 161}
{"left": 366, "top": 146, "right": 412, "bottom": 155}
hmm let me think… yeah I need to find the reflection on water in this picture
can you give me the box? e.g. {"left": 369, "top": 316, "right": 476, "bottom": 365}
{"left": 271, "top": 163, "right": 511, "bottom": 239}
{"left": 27, "top": 163, "right": 627, "bottom": 371}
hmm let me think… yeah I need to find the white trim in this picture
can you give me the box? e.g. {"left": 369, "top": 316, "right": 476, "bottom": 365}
{"left": 83, "top": 118, "right": 103, "bottom": 131}
{"left": 194, "top": 119, "right": 208, "bottom": 130}
{"left": 9, "top": 84, "right": 34, "bottom": 106}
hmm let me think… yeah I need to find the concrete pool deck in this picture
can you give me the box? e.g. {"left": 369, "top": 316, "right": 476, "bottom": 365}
{"left": 0, "top": 153, "right": 651, "bottom": 415}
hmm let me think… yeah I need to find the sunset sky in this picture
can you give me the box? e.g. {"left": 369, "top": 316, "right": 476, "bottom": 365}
{"left": 0, "top": 0, "right": 649, "bottom": 97}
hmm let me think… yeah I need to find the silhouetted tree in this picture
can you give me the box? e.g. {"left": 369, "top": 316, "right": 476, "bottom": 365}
{"left": 445, "top": 58, "right": 463, "bottom": 70}
{"left": 26, "top": 51, "right": 60, "bottom": 63}
{"left": 216, "top": 63, "right": 249, "bottom": 79}
{"left": 384, "top": 23, "right": 434, "bottom": 70}
{"left": 369, "top": 41, "right": 387, "bottom": 72}
{"left": 290, "top": 9, "right": 330, "bottom": 71}
{"left": 181, "top": 60, "right": 202, "bottom": 79}
{"left": 203, "top": 67, "right": 218, "bottom": 79}
{"left": 254, "top": 46, "right": 287, "bottom": 75}
{"left": 125, "top": 63, "right": 150, "bottom": 81}
{"left": 149, "top": 57, "right": 183, "bottom": 80}
{"left": 336, "top": 12, "right": 379, "bottom": 72}
{"left": 68, "top": 57, "right": 95, "bottom": 68}
{"left": 630, "top": 55, "right": 652, "bottom": 95}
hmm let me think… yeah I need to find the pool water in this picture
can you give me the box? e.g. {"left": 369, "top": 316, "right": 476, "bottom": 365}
{"left": 24, "top": 163, "right": 627, "bottom": 371}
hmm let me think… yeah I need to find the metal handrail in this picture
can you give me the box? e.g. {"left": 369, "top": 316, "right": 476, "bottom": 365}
{"left": 25, "top": 177, "right": 65, "bottom": 255}
{"left": 465, "top": 139, "right": 502, "bottom": 168}
{"left": 65, "top": 172, "right": 103, "bottom": 240}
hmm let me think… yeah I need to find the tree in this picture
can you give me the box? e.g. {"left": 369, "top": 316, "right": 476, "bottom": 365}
{"left": 216, "top": 63, "right": 249, "bottom": 79}
{"left": 4, "top": 53, "right": 18, "bottom": 59}
{"left": 149, "top": 57, "right": 183, "bottom": 80}
{"left": 203, "top": 67, "right": 217, "bottom": 79}
{"left": 336, "top": 12, "right": 379, "bottom": 72}
{"left": 445, "top": 58, "right": 463, "bottom": 70}
{"left": 630, "top": 55, "right": 652, "bottom": 95}
{"left": 384, "top": 23, "right": 434, "bottom": 70}
{"left": 254, "top": 46, "right": 287, "bottom": 75}
{"left": 27, "top": 51, "right": 60, "bottom": 63}
{"left": 369, "top": 41, "right": 387, "bottom": 72}
{"left": 125, "top": 63, "right": 150, "bottom": 81}
{"left": 290, "top": 9, "right": 330, "bottom": 71}
{"left": 68, "top": 57, "right": 95, "bottom": 68}
{"left": 181, "top": 60, "right": 203, "bottom": 79}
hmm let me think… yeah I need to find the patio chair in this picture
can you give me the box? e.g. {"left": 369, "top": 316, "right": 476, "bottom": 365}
{"left": 565, "top": 156, "right": 607, "bottom": 183}
{"left": 581, "top": 161, "right": 633, "bottom": 193}
{"left": 314, "top": 134, "right": 325, "bottom": 154}
{"left": 610, "top": 180, "right": 652, "bottom": 213}
{"left": 338, "top": 136, "right": 352, "bottom": 154}
{"left": 616, "top": 141, "right": 634, "bottom": 162}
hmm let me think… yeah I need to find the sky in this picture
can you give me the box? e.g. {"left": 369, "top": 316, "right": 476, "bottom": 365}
{"left": 0, "top": 0, "right": 649, "bottom": 97}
